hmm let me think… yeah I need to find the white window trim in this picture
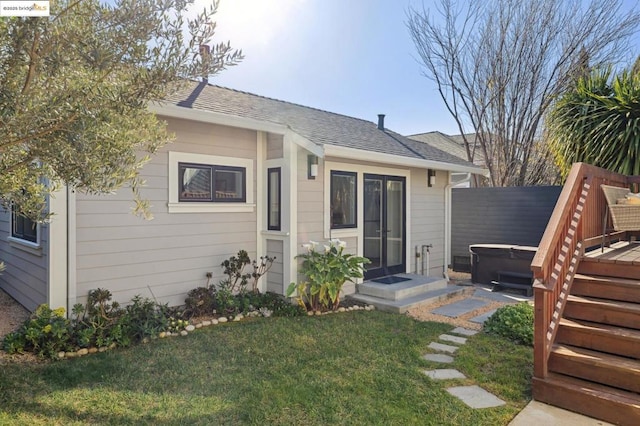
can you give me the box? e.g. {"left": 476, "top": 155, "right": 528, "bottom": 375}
{"left": 168, "top": 151, "right": 255, "bottom": 213}
{"left": 8, "top": 208, "right": 42, "bottom": 254}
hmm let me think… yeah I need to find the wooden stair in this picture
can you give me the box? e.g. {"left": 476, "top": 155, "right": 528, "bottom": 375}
{"left": 533, "top": 260, "right": 640, "bottom": 425}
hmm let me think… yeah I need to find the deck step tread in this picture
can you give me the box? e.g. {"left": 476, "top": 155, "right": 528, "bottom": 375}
{"left": 559, "top": 317, "right": 640, "bottom": 340}
{"left": 551, "top": 344, "right": 640, "bottom": 374}
{"left": 533, "top": 373, "right": 640, "bottom": 425}
{"left": 566, "top": 295, "right": 640, "bottom": 313}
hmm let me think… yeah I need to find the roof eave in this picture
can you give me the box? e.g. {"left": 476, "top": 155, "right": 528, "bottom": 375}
{"left": 149, "top": 102, "right": 323, "bottom": 157}
{"left": 323, "top": 145, "right": 487, "bottom": 175}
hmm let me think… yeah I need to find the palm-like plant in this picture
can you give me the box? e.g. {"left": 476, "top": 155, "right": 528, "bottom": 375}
{"left": 548, "top": 64, "right": 640, "bottom": 178}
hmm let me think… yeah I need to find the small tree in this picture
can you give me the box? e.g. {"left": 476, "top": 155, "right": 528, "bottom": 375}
{"left": 548, "top": 65, "right": 640, "bottom": 177}
{"left": 0, "top": 0, "right": 242, "bottom": 221}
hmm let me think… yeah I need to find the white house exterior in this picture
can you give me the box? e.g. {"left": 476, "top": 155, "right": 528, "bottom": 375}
{"left": 0, "top": 82, "right": 485, "bottom": 312}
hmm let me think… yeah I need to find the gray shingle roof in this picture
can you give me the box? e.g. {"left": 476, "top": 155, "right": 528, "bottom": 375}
{"left": 164, "top": 81, "right": 479, "bottom": 170}
{"left": 408, "top": 131, "right": 485, "bottom": 167}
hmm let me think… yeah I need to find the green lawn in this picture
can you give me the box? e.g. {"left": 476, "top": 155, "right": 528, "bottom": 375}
{"left": 0, "top": 311, "right": 532, "bottom": 425}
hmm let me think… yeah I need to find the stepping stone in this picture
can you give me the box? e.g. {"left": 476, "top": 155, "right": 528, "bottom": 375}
{"left": 439, "top": 334, "right": 467, "bottom": 345}
{"left": 428, "top": 342, "right": 459, "bottom": 353}
{"left": 470, "top": 309, "right": 497, "bottom": 324}
{"left": 422, "top": 353, "right": 454, "bottom": 363}
{"left": 446, "top": 385, "right": 506, "bottom": 408}
{"left": 423, "top": 369, "right": 466, "bottom": 380}
{"left": 451, "top": 327, "right": 478, "bottom": 336}
{"left": 431, "top": 299, "right": 489, "bottom": 318}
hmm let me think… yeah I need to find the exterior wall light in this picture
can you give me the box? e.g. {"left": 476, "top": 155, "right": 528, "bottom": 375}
{"left": 308, "top": 155, "right": 318, "bottom": 179}
{"left": 428, "top": 169, "right": 436, "bottom": 187}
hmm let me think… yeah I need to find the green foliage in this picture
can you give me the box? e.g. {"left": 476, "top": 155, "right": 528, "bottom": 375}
{"left": 548, "top": 63, "right": 640, "bottom": 178}
{"left": 2, "top": 305, "right": 71, "bottom": 359}
{"left": 219, "top": 250, "right": 276, "bottom": 294}
{"left": 287, "top": 239, "right": 370, "bottom": 311}
{"left": 483, "top": 302, "right": 534, "bottom": 346}
{"left": 0, "top": 0, "right": 242, "bottom": 221}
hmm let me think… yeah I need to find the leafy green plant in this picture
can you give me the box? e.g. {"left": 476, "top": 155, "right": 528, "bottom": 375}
{"left": 483, "top": 302, "right": 534, "bottom": 346}
{"left": 2, "top": 305, "right": 71, "bottom": 358}
{"left": 287, "top": 239, "right": 370, "bottom": 312}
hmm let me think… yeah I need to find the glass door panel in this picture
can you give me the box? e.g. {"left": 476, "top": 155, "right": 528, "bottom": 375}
{"left": 363, "top": 177, "right": 382, "bottom": 270}
{"left": 363, "top": 174, "right": 405, "bottom": 279}
{"left": 386, "top": 179, "right": 404, "bottom": 269}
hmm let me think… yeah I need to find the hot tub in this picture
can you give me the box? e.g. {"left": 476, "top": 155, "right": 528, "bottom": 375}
{"left": 469, "top": 244, "right": 537, "bottom": 285}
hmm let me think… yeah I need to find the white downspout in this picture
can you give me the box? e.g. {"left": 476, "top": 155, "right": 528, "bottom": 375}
{"left": 444, "top": 172, "right": 471, "bottom": 281}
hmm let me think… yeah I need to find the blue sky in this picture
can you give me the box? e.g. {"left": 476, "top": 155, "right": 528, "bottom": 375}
{"left": 208, "top": 0, "right": 640, "bottom": 136}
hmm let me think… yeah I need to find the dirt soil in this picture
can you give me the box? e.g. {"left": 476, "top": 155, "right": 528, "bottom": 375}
{"left": 0, "top": 289, "right": 34, "bottom": 364}
{"left": 0, "top": 289, "right": 30, "bottom": 339}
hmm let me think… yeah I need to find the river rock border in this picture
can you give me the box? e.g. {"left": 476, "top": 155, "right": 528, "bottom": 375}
{"left": 56, "top": 304, "right": 376, "bottom": 359}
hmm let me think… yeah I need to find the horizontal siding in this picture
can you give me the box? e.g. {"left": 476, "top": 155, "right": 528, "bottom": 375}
{"left": 451, "top": 186, "right": 561, "bottom": 271}
{"left": 75, "top": 119, "right": 258, "bottom": 307}
{"left": 297, "top": 150, "right": 324, "bottom": 246}
{"left": 410, "top": 169, "right": 445, "bottom": 276}
{"left": 267, "top": 133, "right": 284, "bottom": 160}
{"left": 266, "top": 239, "right": 284, "bottom": 294}
{"left": 0, "top": 208, "right": 48, "bottom": 311}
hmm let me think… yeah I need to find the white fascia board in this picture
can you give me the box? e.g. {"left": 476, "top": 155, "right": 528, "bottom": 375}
{"left": 149, "top": 102, "right": 323, "bottom": 157}
{"left": 149, "top": 102, "right": 288, "bottom": 134}
{"left": 285, "top": 130, "right": 323, "bottom": 157}
{"left": 323, "top": 145, "right": 488, "bottom": 175}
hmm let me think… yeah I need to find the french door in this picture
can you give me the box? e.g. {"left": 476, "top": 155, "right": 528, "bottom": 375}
{"left": 363, "top": 174, "right": 406, "bottom": 280}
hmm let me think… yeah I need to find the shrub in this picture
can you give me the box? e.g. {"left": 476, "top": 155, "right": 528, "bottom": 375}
{"left": 287, "top": 239, "right": 370, "bottom": 312}
{"left": 184, "top": 286, "right": 217, "bottom": 317}
{"left": 483, "top": 302, "right": 534, "bottom": 346}
{"left": 2, "top": 305, "right": 71, "bottom": 359}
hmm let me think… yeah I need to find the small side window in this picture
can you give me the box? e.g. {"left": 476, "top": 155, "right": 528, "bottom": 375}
{"left": 11, "top": 208, "right": 38, "bottom": 244}
{"left": 331, "top": 171, "right": 357, "bottom": 229}
{"left": 268, "top": 168, "right": 281, "bottom": 230}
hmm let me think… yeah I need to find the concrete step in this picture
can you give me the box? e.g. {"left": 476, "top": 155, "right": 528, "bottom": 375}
{"left": 356, "top": 274, "right": 447, "bottom": 301}
{"left": 348, "top": 285, "right": 472, "bottom": 314}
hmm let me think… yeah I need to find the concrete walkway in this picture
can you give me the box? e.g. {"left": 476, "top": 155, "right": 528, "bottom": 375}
{"left": 509, "top": 401, "right": 614, "bottom": 425}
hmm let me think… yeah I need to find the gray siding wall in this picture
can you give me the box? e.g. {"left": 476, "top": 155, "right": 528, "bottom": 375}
{"left": 451, "top": 186, "right": 561, "bottom": 271}
{"left": 266, "top": 133, "right": 283, "bottom": 160}
{"left": 410, "top": 168, "right": 446, "bottom": 276}
{"left": 266, "top": 239, "right": 284, "bottom": 294}
{"left": 74, "top": 118, "right": 258, "bottom": 307}
{"left": 297, "top": 149, "right": 324, "bottom": 245}
{"left": 0, "top": 209, "right": 49, "bottom": 311}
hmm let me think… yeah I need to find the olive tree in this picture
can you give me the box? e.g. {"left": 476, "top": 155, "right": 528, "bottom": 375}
{"left": 0, "top": 0, "right": 242, "bottom": 220}
{"left": 407, "top": 0, "right": 640, "bottom": 186}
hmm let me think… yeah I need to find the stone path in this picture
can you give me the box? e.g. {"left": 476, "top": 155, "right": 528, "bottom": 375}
{"left": 420, "top": 292, "right": 512, "bottom": 409}
{"left": 422, "top": 326, "right": 506, "bottom": 409}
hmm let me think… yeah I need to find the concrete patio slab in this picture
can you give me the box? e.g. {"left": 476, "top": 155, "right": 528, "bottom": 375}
{"left": 451, "top": 327, "right": 478, "bottom": 336}
{"left": 509, "top": 401, "right": 614, "bottom": 425}
{"left": 470, "top": 309, "right": 497, "bottom": 324}
{"left": 423, "top": 369, "right": 466, "bottom": 380}
{"left": 428, "top": 342, "right": 459, "bottom": 353}
{"left": 431, "top": 298, "right": 489, "bottom": 318}
{"left": 447, "top": 385, "right": 506, "bottom": 409}
{"left": 439, "top": 334, "right": 467, "bottom": 345}
{"left": 422, "top": 353, "right": 454, "bottom": 363}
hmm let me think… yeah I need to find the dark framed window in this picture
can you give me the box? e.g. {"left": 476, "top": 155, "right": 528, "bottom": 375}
{"left": 331, "top": 171, "right": 357, "bottom": 229}
{"left": 179, "top": 162, "right": 246, "bottom": 202}
{"left": 12, "top": 208, "right": 38, "bottom": 244}
{"left": 267, "top": 167, "right": 281, "bottom": 230}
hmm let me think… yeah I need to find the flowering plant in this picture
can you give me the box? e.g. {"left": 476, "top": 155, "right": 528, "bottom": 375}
{"left": 287, "top": 239, "right": 370, "bottom": 311}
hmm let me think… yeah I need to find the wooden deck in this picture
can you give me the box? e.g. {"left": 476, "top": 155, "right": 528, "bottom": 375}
{"left": 585, "top": 241, "right": 640, "bottom": 264}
